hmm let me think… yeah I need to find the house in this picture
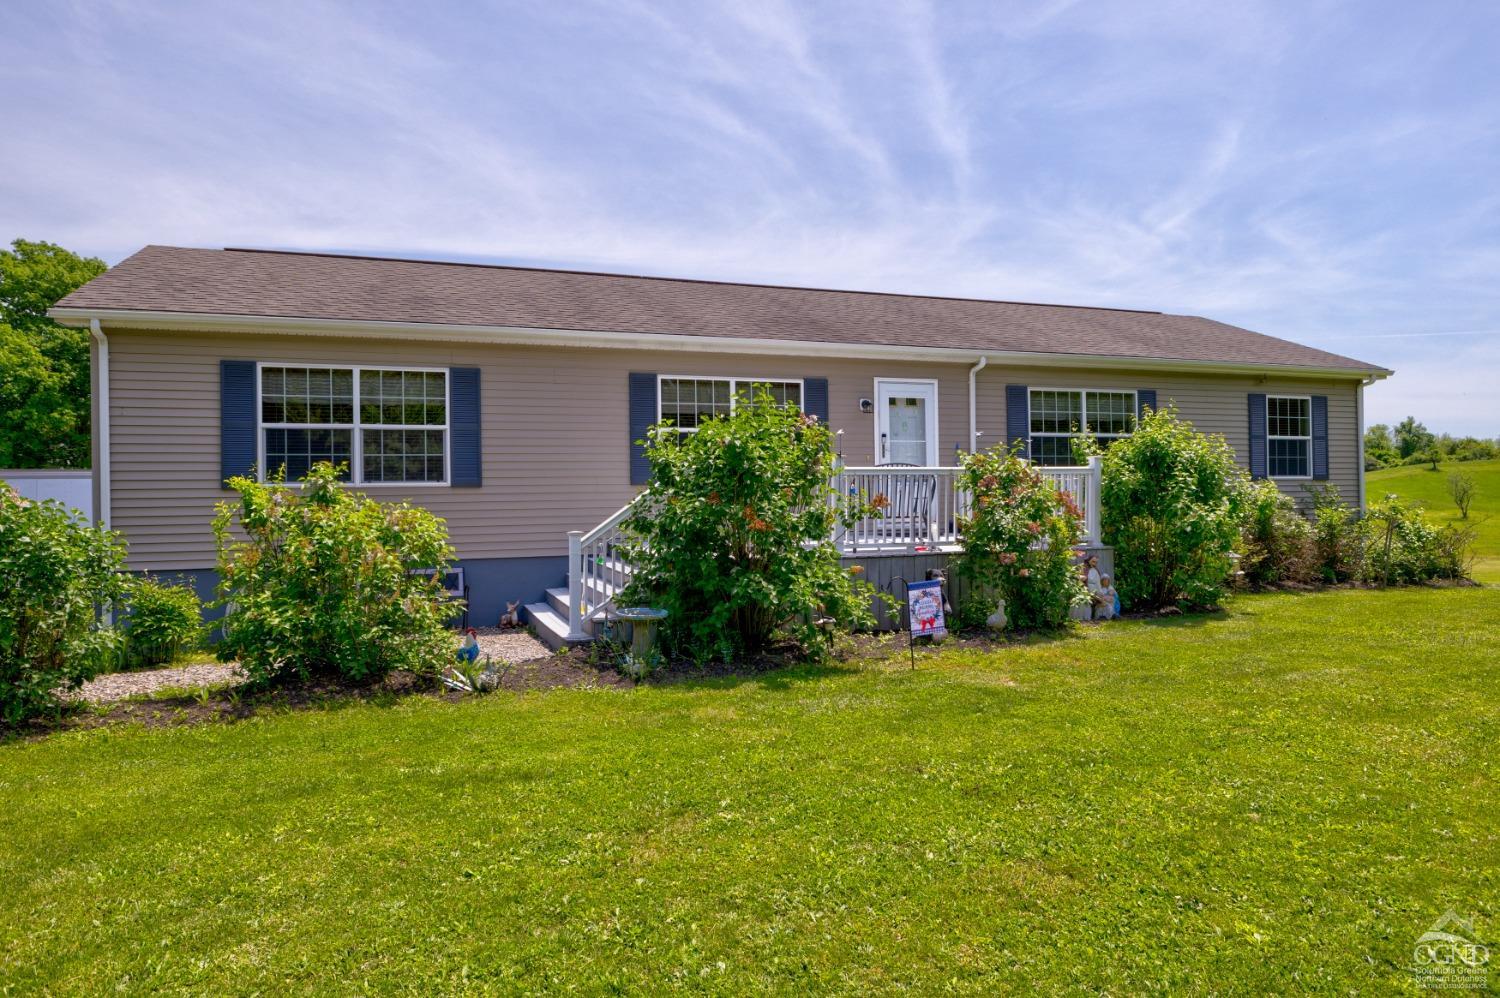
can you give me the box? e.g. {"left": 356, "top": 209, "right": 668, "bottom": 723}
{"left": 50, "top": 246, "right": 1391, "bottom": 643}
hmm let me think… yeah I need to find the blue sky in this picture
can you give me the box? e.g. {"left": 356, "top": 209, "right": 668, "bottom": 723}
{"left": 4, "top": 1, "right": 1497, "bottom": 433}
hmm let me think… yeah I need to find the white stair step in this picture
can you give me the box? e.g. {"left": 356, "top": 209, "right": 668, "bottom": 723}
{"left": 523, "top": 602, "right": 578, "bottom": 651}
{"left": 547, "top": 586, "right": 619, "bottom": 617}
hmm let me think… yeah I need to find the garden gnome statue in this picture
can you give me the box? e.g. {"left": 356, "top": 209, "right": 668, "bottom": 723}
{"left": 986, "top": 599, "right": 1007, "bottom": 631}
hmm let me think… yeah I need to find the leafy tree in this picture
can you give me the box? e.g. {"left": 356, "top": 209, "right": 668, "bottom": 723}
{"left": 618, "top": 389, "right": 877, "bottom": 663}
{"left": 1363, "top": 424, "right": 1398, "bottom": 470}
{"left": 0, "top": 239, "right": 107, "bottom": 469}
{"left": 1394, "top": 416, "right": 1435, "bottom": 460}
{"left": 1098, "top": 405, "right": 1248, "bottom": 610}
{"left": 1448, "top": 471, "right": 1476, "bottom": 520}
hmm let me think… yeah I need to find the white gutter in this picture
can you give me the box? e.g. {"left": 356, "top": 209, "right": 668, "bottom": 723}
{"left": 47, "top": 307, "right": 1394, "bottom": 382}
{"left": 967, "top": 355, "right": 988, "bottom": 452}
{"left": 89, "top": 319, "right": 111, "bottom": 531}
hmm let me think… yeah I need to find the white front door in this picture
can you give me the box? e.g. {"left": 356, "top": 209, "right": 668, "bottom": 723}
{"left": 875, "top": 379, "right": 938, "bottom": 466}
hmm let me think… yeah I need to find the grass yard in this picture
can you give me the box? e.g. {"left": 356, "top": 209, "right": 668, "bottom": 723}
{"left": 1368, "top": 458, "right": 1500, "bottom": 583}
{"left": 4, "top": 588, "right": 1498, "bottom": 994}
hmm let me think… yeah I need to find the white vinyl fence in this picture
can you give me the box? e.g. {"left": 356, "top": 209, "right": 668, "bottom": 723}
{"left": 0, "top": 469, "right": 94, "bottom": 521}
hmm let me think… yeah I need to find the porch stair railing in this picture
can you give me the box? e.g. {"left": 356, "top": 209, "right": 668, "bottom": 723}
{"left": 549, "top": 455, "right": 1102, "bottom": 647}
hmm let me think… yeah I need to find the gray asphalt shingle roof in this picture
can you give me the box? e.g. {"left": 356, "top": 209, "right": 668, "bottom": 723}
{"left": 56, "top": 245, "right": 1386, "bottom": 374}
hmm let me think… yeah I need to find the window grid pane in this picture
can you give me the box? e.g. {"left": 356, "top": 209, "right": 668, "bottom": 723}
{"left": 660, "top": 377, "right": 800, "bottom": 432}
{"left": 1267, "top": 396, "right": 1310, "bottom": 438}
{"left": 360, "top": 369, "right": 446, "bottom": 426}
{"left": 1030, "top": 435, "right": 1079, "bottom": 466}
{"left": 1086, "top": 391, "right": 1135, "bottom": 436}
{"left": 1268, "top": 438, "right": 1310, "bottom": 478}
{"left": 1030, "top": 390, "right": 1083, "bottom": 435}
{"left": 1030, "top": 389, "right": 1136, "bottom": 465}
{"left": 362, "top": 429, "right": 446, "bottom": 483}
{"left": 261, "top": 366, "right": 447, "bottom": 484}
{"left": 261, "top": 366, "right": 354, "bottom": 427}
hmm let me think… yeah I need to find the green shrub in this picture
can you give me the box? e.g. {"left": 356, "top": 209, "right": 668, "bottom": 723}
{"left": 0, "top": 482, "right": 126, "bottom": 724}
{"left": 1099, "top": 405, "right": 1247, "bottom": 610}
{"left": 618, "top": 388, "right": 877, "bottom": 663}
{"left": 213, "top": 463, "right": 456, "bottom": 686}
{"left": 1238, "top": 480, "right": 1314, "bottom": 587}
{"left": 955, "top": 447, "right": 1087, "bottom": 629}
{"left": 120, "top": 576, "right": 203, "bottom": 668}
{"left": 1306, "top": 483, "right": 1362, "bottom": 583}
{"left": 1360, "top": 494, "right": 1468, "bottom": 585}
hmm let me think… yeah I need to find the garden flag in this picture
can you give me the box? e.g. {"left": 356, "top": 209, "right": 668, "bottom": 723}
{"left": 907, "top": 579, "right": 947, "bottom": 638}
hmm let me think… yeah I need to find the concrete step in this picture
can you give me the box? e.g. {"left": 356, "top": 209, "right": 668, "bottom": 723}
{"left": 546, "top": 585, "right": 618, "bottom": 619}
{"left": 524, "top": 602, "right": 582, "bottom": 651}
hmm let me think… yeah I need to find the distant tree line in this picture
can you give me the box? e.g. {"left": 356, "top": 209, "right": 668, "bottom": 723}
{"left": 1364, "top": 417, "right": 1498, "bottom": 472}
{"left": 0, "top": 239, "right": 106, "bottom": 468}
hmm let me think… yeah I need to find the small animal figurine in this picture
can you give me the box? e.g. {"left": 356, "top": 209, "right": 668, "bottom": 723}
{"left": 500, "top": 601, "right": 521, "bottom": 628}
{"left": 986, "top": 599, "right": 1007, "bottom": 631}
{"left": 456, "top": 627, "right": 481, "bottom": 665}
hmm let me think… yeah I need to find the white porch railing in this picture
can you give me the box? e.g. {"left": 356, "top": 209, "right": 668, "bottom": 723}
{"left": 565, "top": 500, "right": 637, "bottom": 641}
{"left": 564, "top": 456, "right": 1102, "bottom": 640}
{"left": 833, "top": 456, "right": 1101, "bottom": 553}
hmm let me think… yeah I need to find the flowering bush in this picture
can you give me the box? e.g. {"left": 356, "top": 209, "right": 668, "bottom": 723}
{"left": 213, "top": 463, "right": 456, "bottom": 686}
{"left": 1100, "top": 405, "right": 1247, "bottom": 610}
{"left": 0, "top": 482, "right": 126, "bottom": 724}
{"left": 954, "top": 447, "right": 1087, "bottom": 629}
{"left": 618, "top": 388, "right": 877, "bottom": 663}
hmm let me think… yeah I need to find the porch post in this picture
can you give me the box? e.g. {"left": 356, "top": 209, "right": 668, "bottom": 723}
{"left": 566, "top": 530, "right": 588, "bottom": 641}
{"left": 1086, "top": 455, "right": 1102, "bottom": 544}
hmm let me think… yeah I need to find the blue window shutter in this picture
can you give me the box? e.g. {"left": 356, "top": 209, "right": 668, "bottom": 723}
{"left": 1006, "top": 385, "right": 1030, "bottom": 458}
{"left": 220, "top": 360, "right": 257, "bottom": 488}
{"left": 1137, "top": 389, "right": 1156, "bottom": 422}
{"left": 803, "top": 377, "right": 829, "bottom": 424}
{"left": 629, "top": 373, "right": 657, "bottom": 485}
{"left": 1248, "top": 393, "right": 1268, "bottom": 479}
{"left": 449, "top": 367, "right": 481, "bottom": 487}
{"left": 1311, "top": 395, "right": 1329, "bottom": 480}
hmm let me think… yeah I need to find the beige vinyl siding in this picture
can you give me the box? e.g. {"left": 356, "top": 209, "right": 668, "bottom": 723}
{"left": 974, "top": 367, "right": 1362, "bottom": 505}
{"left": 106, "top": 330, "right": 971, "bottom": 571}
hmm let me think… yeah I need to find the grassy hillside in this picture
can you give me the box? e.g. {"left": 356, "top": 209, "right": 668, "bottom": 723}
{"left": 1367, "top": 458, "right": 1500, "bottom": 582}
{"left": 4, "top": 588, "right": 1499, "bottom": 993}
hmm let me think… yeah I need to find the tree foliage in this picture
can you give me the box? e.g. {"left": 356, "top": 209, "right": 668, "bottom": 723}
{"left": 213, "top": 463, "right": 457, "bottom": 686}
{"left": 0, "top": 481, "right": 126, "bottom": 724}
{"left": 0, "top": 239, "right": 106, "bottom": 469}
{"left": 618, "top": 389, "right": 877, "bottom": 663}
{"left": 1099, "top": 405, "right": 1248, "bottom": 610}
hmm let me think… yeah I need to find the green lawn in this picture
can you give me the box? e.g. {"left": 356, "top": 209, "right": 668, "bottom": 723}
{"left": 4, "top": 589, "right": 1498, "bottom": 994}
{"left": 1368, "top": 458, "right": 1500, "bottom": 582}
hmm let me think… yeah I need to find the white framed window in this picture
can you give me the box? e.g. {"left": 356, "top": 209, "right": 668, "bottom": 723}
{"left": 1029, "top": 389, "right": 1137, "bottom": 465}
{"left": 658, "top": 376, "right": 802, "bottom": 434}
{"left": 1266, "top": 395, "right": 1312, "bottom": 479}
{"left": 258, "top": 364, "right": 449, "bottom": 485}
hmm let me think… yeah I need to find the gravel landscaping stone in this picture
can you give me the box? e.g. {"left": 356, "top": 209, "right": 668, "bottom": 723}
{"left": 470, "top": 627, "right": 551, "bottom": 664}
{"left": 70, "top": 663, "right": 245, "bottom": 704}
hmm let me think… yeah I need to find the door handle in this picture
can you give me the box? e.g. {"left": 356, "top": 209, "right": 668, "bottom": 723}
{"left": 880, "top": 432, "right": 888, "bottom": 461}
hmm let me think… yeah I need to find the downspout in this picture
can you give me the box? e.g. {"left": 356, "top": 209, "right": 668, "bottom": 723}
{"left": 967, "top": 356, "right": 988, "bottom": 453}
{"left": 90, "top": 319, "right": 111, "bottom": 531}
{"left": 1357, "top": 374, "right": 1376, "bottom": 516}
